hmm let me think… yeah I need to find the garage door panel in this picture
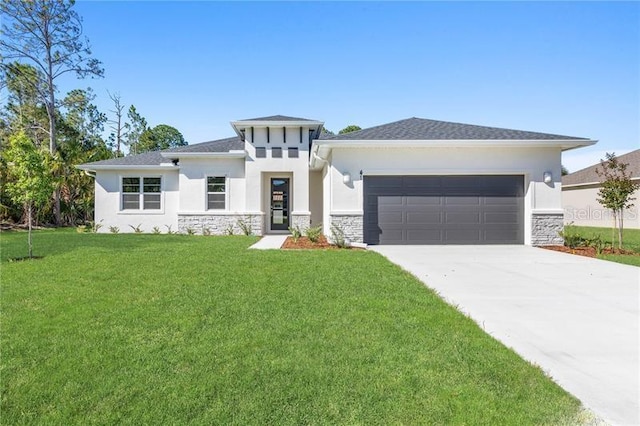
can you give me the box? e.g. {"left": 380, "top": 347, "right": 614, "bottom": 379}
{"left": 406, "top": 211, "right": 442, "bottom": 225}
{"left": 445, "top": 196, "right": 481, "bottom": 205}
{"left": 364, "top": 175, "right": 524, "bottom": 245}
{"left": 484, "top": 212, "right": 520, "bottom": 224}
{"left": 406, "top": 196, "right": 441, "bottom": 206}
{"left": 446, "top": 212, "right": 481, "bottom": 224}
{"left": 445, "top": 229, "right": 482, "bottom": 243}
{"left": 406, "top": 229, "right": 443, "bottom": 242}
{"left": 378, "top": 211, "right": 404, "bottom": 224}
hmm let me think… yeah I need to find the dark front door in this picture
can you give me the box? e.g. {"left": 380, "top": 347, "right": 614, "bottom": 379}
{"left": 270, "top": 178, "right": 290, "bottom": 231}
{"left": 364, "top": 175, "right": 524, "bottom": 245}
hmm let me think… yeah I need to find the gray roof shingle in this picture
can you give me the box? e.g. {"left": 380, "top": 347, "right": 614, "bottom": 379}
{"left": 319, "top": 117, "right": 590, "bottom": 141}
{"left": 562, "top": 149, "right": 640, "bottom": 186}
{"left": 79, "top": 136, "right": 243, "bottom": 167}
{"left": 238, "top": 115, "right": 319, "bottom": 122}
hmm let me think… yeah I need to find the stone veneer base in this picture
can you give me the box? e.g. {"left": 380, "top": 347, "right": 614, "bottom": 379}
{"left": 531, "top": 213, "right": 564, "bottom": 246}
{"left": 330, "top": 214, "right": 364, "bottom": 244}
{"left": 178, "top": 214, "right": 263, "bottom": 236}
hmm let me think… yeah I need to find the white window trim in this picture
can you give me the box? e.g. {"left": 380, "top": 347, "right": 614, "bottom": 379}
{"left": 205, "top": 174, "right": 229, "bottom": 211}
{"left": 119, "top": 175, "right": 165, "bottom": 214}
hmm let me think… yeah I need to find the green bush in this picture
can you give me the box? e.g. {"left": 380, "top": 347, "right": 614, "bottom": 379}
{"left": 305, "top": 224, "right": 323, "bottom": 243}
{"left": 288, "top": 225, "right": 302, "bottom": 242}
{"left": 558, "top": 225, "right": 586, "bottom": 249}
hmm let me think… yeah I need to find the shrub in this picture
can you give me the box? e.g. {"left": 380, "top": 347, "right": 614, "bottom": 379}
{"left": 165, "top": 225, "right": 175, "bottom": 235}
{"left": 202, "top": 226, "right": 212, "bottom": 236}
{"left": 585, "top": 234, "right": 606, "bottom": 255}
{"left": 129, "top": 224, "right": 143, "bottom": 234}
{"left": 236, "top": 217, "right": 253, "bottom": 236}
{"left": 109, "top": 226, "right": 120, "bottom": 234}
{"left": 558, "top": 224, "right": 585, "bottom": 249}
{"left": 305, "top": 224, "right": 323, "bottom": 243}
{"left": 330, "top": 224, "right": 349, "bottom": 248}
{"left": 225, "top": 224, "right": 235, "bottom": 236}
{"left": 152, "top": 226, "right": 161, "bottom": 235}
{"left": 185, "top": 227, "right": 196, "bottom": 236}
{"left": 91, "top": 220, "right": 103, "bottom": 233}
{"left": 288, "top": 225, "right": 302, "bottom": 242}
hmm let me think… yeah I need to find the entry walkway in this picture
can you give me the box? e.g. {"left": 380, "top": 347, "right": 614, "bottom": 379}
{"left": 249, "top": 235, "right": 288, "bottom": 250}
{"left": 369, "top": 245, "right": 639, "bottom": 426}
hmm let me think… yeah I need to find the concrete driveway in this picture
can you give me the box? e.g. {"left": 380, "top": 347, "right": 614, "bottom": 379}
{"left": 369, "top": 245, "right": 639, "bottom": 426}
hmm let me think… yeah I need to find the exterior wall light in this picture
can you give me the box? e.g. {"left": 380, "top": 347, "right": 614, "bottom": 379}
{"left": 543, "top": 171, "right": 552, "bottom": 183}
{"left": 343, "top": 172, "right": 352, "bottom": 184}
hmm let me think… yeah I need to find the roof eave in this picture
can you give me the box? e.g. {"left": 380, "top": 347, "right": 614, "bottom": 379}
{"left": 160, "top": 150, "right": 247, "bottom": 159}
{"left": 76, "top": 164, "right": 180, "bottom": 172}
{"left": 313, "top": 138, "right": 597, "bottom": 149}
{"left": 230, "top": 120, "right": 324, "bottom": 139}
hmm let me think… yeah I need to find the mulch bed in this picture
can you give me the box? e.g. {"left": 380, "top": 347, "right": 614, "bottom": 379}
{"left": 281, "top": 236, "right": 363, "bottom": 250}
{"left": 541, "top": 245, "right": 638, "bottom": 258}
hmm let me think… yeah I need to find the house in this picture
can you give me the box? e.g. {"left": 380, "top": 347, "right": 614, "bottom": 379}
{"left": 77, "top": 115, "right": 595, "bottom": 245}
{"left": 562, "top": 149, "right": 640, "bottom": 229}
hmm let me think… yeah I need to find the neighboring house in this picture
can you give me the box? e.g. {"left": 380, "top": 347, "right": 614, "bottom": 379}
{"left": 562, "top": 149, "right": 640, "bottom": 229}
{"left": 77, "top": 115, "right": 595, "bottom": 245}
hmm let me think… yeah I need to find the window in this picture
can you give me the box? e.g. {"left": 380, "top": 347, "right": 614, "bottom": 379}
{"left": 272, "top": 147, "right": 282, "bottom": 158}
{"left": 256, "top": 147, "right": 266, "bottom": 158}
{"left": 288, "top": 147, "right": 299, "bottom": 158}
{"left": 122, "top": 177, "right": 161, "bottom": 210}
{"left": 207, "top": 176, "right": 226, "bottom": 210}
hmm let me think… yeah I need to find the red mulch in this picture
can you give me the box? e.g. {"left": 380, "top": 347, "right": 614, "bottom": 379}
{"left": 541, "top": 245, "right": 638, "bottom": 258}
{"left": 281, "top": 236, "right": 363, "bottom": 250}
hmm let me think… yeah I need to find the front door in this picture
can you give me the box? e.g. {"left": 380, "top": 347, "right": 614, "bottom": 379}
{"left": 270, "top": 178, "right": 290, "bottom": 231}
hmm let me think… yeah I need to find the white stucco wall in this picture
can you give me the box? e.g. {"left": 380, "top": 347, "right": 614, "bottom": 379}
{"left": 323, "top": 146, "right": 563, "bottom": 245}
{"left": 563, "top": 185, "right": 640, "bottom": 229}
{"left": 177, "top": 158, "right": 246, "bottom": 213}
{"left": 309, "top": 170, "right": 323, "bottom": 226}
{"left": 94, "top": 169, "right": 180, "bottom": 233}
{"left": 244, "top": 129, "right": 312, "bottom": 217}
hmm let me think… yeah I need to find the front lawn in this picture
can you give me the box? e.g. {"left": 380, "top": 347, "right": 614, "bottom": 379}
{"left": 571, "top": 225, "right": 640, "bottom": 266}
{"left": 1, "top": 230, "right": 581, "bottom": 424}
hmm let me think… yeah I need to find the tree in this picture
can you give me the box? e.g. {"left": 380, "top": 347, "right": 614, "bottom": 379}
{"left": 61, "top": 88, "right": 107, "bottom": 150}
{"left": 1, "top": 62, "right": 49, "bottom": 146}
{"left": 320, "top": 126, "right": 334, "bottom": 136}
{"left": 1, "top": 0, "right": 104, "bottom": 223}
{"left": 339, "top": 125, "right": 361, "bottom": 134}
{"left": 137, "top": 124, "right": 187, "bottom": 152}
{"left": 123, "top": 105, "right": 147, "bottom": 155}
{"left": 3, "top": 131, "right": 56, "bottom": 258}
{"left": 561, "top": 165, "right": 569, "bottom": 176}
{"left": 595, "top": 153, "right": 639, "bottom": 250}
{"left": 107, "top": 91, "right": 124, "bottom": 156}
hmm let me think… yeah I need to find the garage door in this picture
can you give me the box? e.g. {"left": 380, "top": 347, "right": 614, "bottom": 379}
{"left": 363, "top": 175, "right": 524, "bottom": 245}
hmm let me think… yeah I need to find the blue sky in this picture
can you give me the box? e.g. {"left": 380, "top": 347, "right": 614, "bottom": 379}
{"left": 55, "top": 1, "right": 638, "bottom": 172}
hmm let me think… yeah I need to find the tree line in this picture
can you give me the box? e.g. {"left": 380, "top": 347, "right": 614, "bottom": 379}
{"left": 0, "top": 0, "right": 186, "bottom": 229}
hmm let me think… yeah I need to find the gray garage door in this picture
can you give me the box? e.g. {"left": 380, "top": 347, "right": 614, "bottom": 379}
{"left": 364, "top": 175, "right": 524, "bottom": 245}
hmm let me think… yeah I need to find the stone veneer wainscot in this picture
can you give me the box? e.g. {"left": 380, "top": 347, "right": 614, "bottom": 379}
{"left": 178, "top": 213, "right": 264, "bottom": 236}
{"left": 330, "top": 214, "right": 364, "bottom": 244}
{"left": 531, "top": 213, "right": 564, "bottom": 246}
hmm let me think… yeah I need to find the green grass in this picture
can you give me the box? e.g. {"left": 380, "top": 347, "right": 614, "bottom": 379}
{"left": 1, "top": 230, "right": 581, "bottom": 425}
{"left": 571, "top": 225, "right": 640, "bottom": 266}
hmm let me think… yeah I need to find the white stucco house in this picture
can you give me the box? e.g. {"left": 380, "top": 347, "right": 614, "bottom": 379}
{"left": 77, "top": 115, "right": 595, "bottom": 245}
{"left": 562, "top": 149, "right": 639, "bottom": 229}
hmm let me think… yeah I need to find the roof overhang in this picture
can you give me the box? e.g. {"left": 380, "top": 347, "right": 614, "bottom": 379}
{"left": 76, "top": 164, "right": 180, "bottom": 172}
{"left": 309, "top": 138, "right": 598, "bottom": 169}
{"left": 230, "top": 120, "right": 324, "bottom": 139}
{"left": 160, "top": 150, "right": 246, "bottom": 160}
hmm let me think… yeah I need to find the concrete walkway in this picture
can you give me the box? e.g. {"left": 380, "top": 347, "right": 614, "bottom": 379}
{"left": 249, "top": 235, "right": 288, "bottom": 250}
{"left": 369, "top": 245, "right": 639, "bottom": 426}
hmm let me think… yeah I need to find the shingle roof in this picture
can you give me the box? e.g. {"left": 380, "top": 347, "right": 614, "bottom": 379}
{"left": 238, "top": 115, "right": 318, "bottom": 122}
{"left": 562, "top": 149, "right": 640, "bottom": 186}
{"left": 79, "top": 136, "right": 243, "bottom": 167}
{"left": 319, "top": 117, "right": 590, "bottom": 141}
